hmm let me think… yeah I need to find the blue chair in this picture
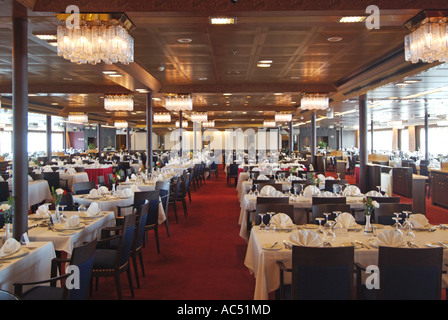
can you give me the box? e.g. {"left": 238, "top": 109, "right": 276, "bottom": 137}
{"left": 14, "top": 239, "right": 97, "bottom": 300}
{"left": 131, "top": 202, "right": 149, "bottom": 289}
{"left": 144, "top": 190, "right": 161, "bottom": 253}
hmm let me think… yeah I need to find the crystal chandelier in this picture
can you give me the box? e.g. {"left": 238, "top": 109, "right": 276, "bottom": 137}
{"left": 114, "top": 120, "right": 128, "bottom": 128}
{"left": 202, "top": 120, "right": 215, "bottom": 128}
{"left": 153, "top": 113, "right": 171, "bottom": 122}
{"left": 404, "top": 18, "right": 448, "bottom": 63}
{"left": 176, "top": 120, "right": 188, "bottom": 128}
{"left": 165, "top": 94, "right": 193, "bottom": 112}
{"left": 104, "top": 94, "right": 134, "bottom": 111}
{"left": 56, "top": 13, "right": 134, "bottom": 65}
{"left": 191, "top": 112, "right": 208, "bottom": 123}
{"left": 275, "top": 113, "right": 292, "bottom": 122}
{"left": 263, "top": 120, "right": 277, "bottom": 128}
{"left": 300, "top": 94, "right": 329, "bottom": 110}
{"left": 68, "top": 113, "right": 88, "bottom": 123}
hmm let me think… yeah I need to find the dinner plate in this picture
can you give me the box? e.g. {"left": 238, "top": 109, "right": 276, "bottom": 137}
{"left": 87, "top": 196, "right": 102, "bottom": 200}
{"left": 339, "top": 242, "right": 355, "bottom": 247}
{"left": 412, "top": 225, "right": 435, "bottom": 231}
{"left": 0, "top": 247, "right": 29, "bottom": 260}
{"left": 368, "top": 239, "right": 406, "bottom": 248}
{"left": 28, "top": 214, "right": 46, "bottom": 220}
{"left": 302, "top": 224, "right": 319, "bottom": 229}
{"left": 372, "top": 223, "right": 384, "bottom": 229}
{"left": 53, "top": 224, "right": 85, "bottom": 232}
{"left": 348, "top": 225, "right": 363, "bottom": 232}
{"left": 262, "top": 243, "right": 282, "bottom": 251}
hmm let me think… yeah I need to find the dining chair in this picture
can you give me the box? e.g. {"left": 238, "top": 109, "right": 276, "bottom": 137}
{"left": 0, "top": 289, "right": 20, "bottom": 300}
{"left": 356, "top": 246, "right": 443, "bottom": 300}
{"left": 227, "top": 163, "right": 239, "bottom": 187}
{"left": 0, "top": 181, "right": 9, "bottom": 202}
{"left": 14, "top": 238, "right": 98, "bottom": 300}
{"left": 156, "top": 181, "right": 171, "bottom": 237}
{"left": 208, "top": 161, "right": 219, "bottom": 180}
{"left": 91, "top": 213, "right": 136, "bottom": 300}
{"left": 59, "top": 192, "right": 77, "bottom": 211}
{"left": 373, "top": 203, "right": 413, "bottom": 225}
{"left": 175, "top": 175, "right": 189, "bottom": 219}
{"left": 168, "top": 176, "right": 181, "bottom": 223}
{"left": 366, "top": 196, "right": 400, "bottom": 204}
{"left": 420, "top": 164, "right": 431, "bottom": 198}
{"left": 324, "top": 179, "right": 347, "bottom": 192}
{"left": 43, "top": 171, "right": 69, "bottom": 191}
{"left": 309, "top": 197, "right": 347, "bottom": 223}
{"left": 311, "top": 204, "right": 352, "bottom": 224}
{"left": 277, "top": 246, "right": 355, "bottom": 300}
{"left": 97, "top": 175, "right": 106, "bottom": 187}
{"left": 144, "top": 190, "right": 162, "bottom": 253}
{"left": 28, "top": 172, "right": 43, "bottom": 181}
{"left": 74, "top": 167, "right": 85, "bottom": 172}
{"left": 117, "top": 191, "right": 152, "bottom": 217}
{"left": 255, "top": 203, "right": 294, "bottom": 225}
{"left": 131, "top": 201, "right": 149, "bottom": 289}
{"left": 73, "top": 181, "right": 96, "bottom": 195}
{"left": 248, "top": 196, "right": 290, "bottom": 232}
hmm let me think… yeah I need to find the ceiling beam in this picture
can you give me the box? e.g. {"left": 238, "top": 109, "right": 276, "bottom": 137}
{"left": 0, "top": 84, "right": 132, "bottom": 94}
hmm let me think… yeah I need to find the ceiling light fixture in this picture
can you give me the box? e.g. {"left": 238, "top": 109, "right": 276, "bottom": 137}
{"left": 165, "top": 94, "right": 193, "bottom": 112}
{"left": 275, "top": 113, "right": 292, "bottom": 122}
{"left": 327, "top": 37, "right": 343, "bottom": 42}
{"left": 104, "top": 94, "right": 134, "bottom": 111}
{"left": 114, "top": 120, "right": 128, "bottom": 128}
{"left": 175, "top": 120, "right": 188, "bottom": 128}
{"left": 191, "top": 112, "right": 208, "bottom": 123}
{"left": 263, "top": 120, "right": 277, "bottom": 128}
{"left": 404, "top": 10, "right": 448, "bottom": 63}
{"left": 338, "top": 16, "right": 367, "bottom": 23}
{"left": 68, "top": 113, "right": 88, "bottom": 123}
{"left": 300, "top": 94, "right": 330, "bottom": 110}
{"left": 153, "top": 113, "right": 171, "bottom": 122}
{"left": 56, "top": 13, "right": 134, "bottom": 65}
{"left": 209, "top": 17, "right": 237, "bottom": 25}
{"left": 202, "top": 120, "right": 215, "bottom": 128}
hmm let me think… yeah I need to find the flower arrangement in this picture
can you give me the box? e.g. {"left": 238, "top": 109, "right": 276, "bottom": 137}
{"left": 111, "top": 171, "right": 122, "bottom": 184}
{"left": 363, "top": 197, "right": 379, "bottom": 215}
{"left": 156, "top": 160, "right": 163, "bottom": 168}
{"left": 51, "top": 187, "right": 66, "bottom": 206}
{"left": 311, "top": 174, "right": 321, "bottom": 186}
{"left": 187, "top": 151, "right": 193, "bottom": 160}
{"left": 0, "top": 197, "right": 14, "bottom": 224}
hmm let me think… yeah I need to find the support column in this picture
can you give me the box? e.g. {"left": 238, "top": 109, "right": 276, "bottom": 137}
{"left": 179, "top": 111, "right": 183, "bottom": 157}
{"left": 424, "top": 99, "right": 429, "bottom": 161}
{"left": 359, "top": 94, "right": 368, "bottom": 193}
{"left": 289, "top": 120, "right": 293, "bottom": 156}
{"left": 12, "top": 1, "right": 28, "bottom": 241}
{"left": 46, "top": 115, "right": 51, "bottom": 164}
{"left": 370, "top": 117, "right": 374, "bottom": 153}
{"left": 126, "top": 127, "right": 130, "bottom": 151}
{"left": 97, "top": 123, "right": 102, "bottom": 162}
{"left": 310, "top": 111, "right": 316, "bottom": 165}
{"left": 193, "top": 121, "right": 198, "bottom": 154}
{"left": 146, "top": 92, "right": 153, "bottom": 172}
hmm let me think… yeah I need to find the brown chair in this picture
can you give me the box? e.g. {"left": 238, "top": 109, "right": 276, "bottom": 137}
{"left": 131, "top": 202, "right": 149, "bottom": 288}
{"left": 311, "top": 204, "right": 351, "bottom": 224}
{"left": 373, "top": 203, "right": 413, "bottom": 225}
{"left": 324, "top": 179, "right": 347, "bottom": 192}
{"left": 116, "top": 191, "right": 152, "bottom": 217}
{"left": 246, "top": 196, "right": 289, "bottom": 232}
{"left": 255, "top": 183, "right": 283, "bottom": 192}
{"left": 367, "top": 196, "right": 400, "bottom": 204}
{"left": 91, "top": 213, "right": 136, "bottom": 300}
{"left": 356, "top": 246, "right": 443, "bottom": 300}
{"left": 277, "top": 246, "right": 355, "bottom": 300}
{"left": 255, "top": 203, "right": 294, "bottom": 225}
{"left": 72, "top": 181, "right": 96, "bottom": 195}
{"left": 227, "top": 163, "right": 239, "bottom": 187}
{"left": 312, "top": 197, "right": 347, "bottom": 205}
{"left": 168, "top": 176, "right": 181, "bottom": 223}
{"left": 144, "top": 190, "right": 162, "bottom": 253}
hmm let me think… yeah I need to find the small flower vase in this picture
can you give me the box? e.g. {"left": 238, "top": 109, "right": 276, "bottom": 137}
{"left": 364, "top": 213, "right": 373, "bottom": 235}
{"left": 55, "top": 204, "right": 61, "bottom": 223}
{"left": 112, "top": 184, "right": 116, "bottom": 194}
{"left": 4, "top": 223, "right": 11, "bottom": 241}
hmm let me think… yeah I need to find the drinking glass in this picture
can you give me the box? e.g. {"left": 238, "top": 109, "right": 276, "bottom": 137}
{"left": 78, "top": 204, "right": 87, "bottom": 213}
{"left": 253, "top": 184, "right": 259, "bottom": 196}
{"left": 401, "top": 211, "right": 412, "bottom": 229}
{"left": 392, "top": 217, "right": 404, "bottom": 236}
{"left": 258, "top": 213, "right": 267, "bottom": 230}
{"left": 315, "top": 217, "right": 325, "bottom": 233}
{"left": 324, "top": 221, "right": 336, "bottom": 244}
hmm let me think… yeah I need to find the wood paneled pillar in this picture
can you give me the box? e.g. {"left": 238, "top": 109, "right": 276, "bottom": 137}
{"left": 359, "top": 94, "right": 368, "bottom": 193}
{"left": 146, "top": 92, "right": 153, "bottom": 172}
{"left": 424, "top": 99, "right": 429, "bottom": 160}
{"left": 12, "top": 1, "right": 28, "bottom": 241}
{"left": 46, "top": 115, "right": 51, "bottom": 164}
{"left": 289, "top": 120, "right": 293, "bottom": 156}
{"left": 311, "top": 111, "right": 316, "bottom": 165}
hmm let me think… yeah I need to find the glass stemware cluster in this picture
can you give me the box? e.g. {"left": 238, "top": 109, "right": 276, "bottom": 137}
{"left": 392, "top": 211, "right": 415, "bottom": 242}
{"left": 315, "top": 211, "right": 337, "bottom": 245}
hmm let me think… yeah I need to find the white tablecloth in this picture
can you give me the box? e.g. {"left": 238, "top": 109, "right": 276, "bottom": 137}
{"left": 10, "top": 180, "right": 53, "bottom": 209}
{"left": 73, "top": 194, "right": 166, "bottom": 225}
{"left": 59, "top": 172, "right": 89, "bottom": 192}
{"left": 26, "top": 211, "right": 116, "bottom": 254}
{"left": 244, "top": 226, "right": 448, "bottom": 300}
{"left": 0, "top": 241, "right": 56, "bottom": 294}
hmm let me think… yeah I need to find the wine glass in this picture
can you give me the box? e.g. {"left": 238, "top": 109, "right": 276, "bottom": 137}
{"left": 376, "top": 185, "right": 382, "bottom": 193}
{"left": 266, "top": 212, "right": 275, "bottom": 231}
{"left": 402, "top": 211, "right": 412, "bottom": 229}
{"left": 393, "top": 213, "right": 403, "bottom": 229}
{"left": 315, "top": 217, "right": 325, "bottom": 233}
{"left": 78, "top": 204, "right": 87, "bottom": 214}
{"left": 405, "top": 221, "right": 416, "bottom": 244}
{"left": 253, "top": 184, "right": 259, "bottom": 196}
{"left": 258, "top": 213, "right": 267, "bottom": 230}
{"left": 323, "top": 221, "right": 336, "bottom": 244}
{"left": 337, "top": 173, "right": 341, "bottom": 180}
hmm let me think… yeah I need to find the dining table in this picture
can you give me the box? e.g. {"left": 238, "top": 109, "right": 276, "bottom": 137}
{"left": 244, "top": 224, "right": 448, "bottom": 300}
{"left": 8, "top": 180, "right": 52, "bottom": 209}
{"left": 25, "top": 210, "right": 116, "bottom": 254}
{"left": 239, "top": 193, "right": 367, "bottom": 241}
{"left": 59, "top": 172, "right": 89, "bottom": 192}
{"left": 83, "top": 165, "right": 113, "bottom": 185}
{"left": 0, "top": 241, "right": 56, "bottom": 294}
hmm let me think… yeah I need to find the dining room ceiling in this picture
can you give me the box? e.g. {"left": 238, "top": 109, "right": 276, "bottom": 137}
{"left": 0, "top": 0, "right": 447, "bottom": 134}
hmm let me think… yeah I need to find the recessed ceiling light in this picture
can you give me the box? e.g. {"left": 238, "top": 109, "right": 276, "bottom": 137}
{"left": 258, "top": 60, "right": 273, "bottom": 64}
{"left": 257, "top": 63, "right": 271, "bottom": 68}
{"left": 108, "top": 74, "right": 123, "bottom": 78}
{"left": 274, "top": 93, "right": 283, "bottom": 95}
{"left": 199, "top": 77, "right": 208, "bottom": 80}
{"left": 63, "top": 77, "right": 72, "bottom": 81}
{"left": 223, "top": 93, "right": 232, "bottom": 96}
{"left": 152, "top": 98, "right": 162, "bottom": 101}
{"left": 136, "top": 89, "right": 149, "bottom": 93}
{"left": 177, "top": 38, "right": 192, "bottom": 43}
{"left": 209, "top": 17, "right": 237, "bottom": 25}
{"left": 34, "top": 34, "right": 57, "bottom": 40}
{"left": 290, "top": 76, "right": 300, "bottom": 80}
{"left": 102, "top": 71, "right": 118, "bottom": 75}
{"left": 327, "top": 37, "right": 343, "bottom": 42}
{"left": 338, "top": 16, "right": 366, "bottom": 23}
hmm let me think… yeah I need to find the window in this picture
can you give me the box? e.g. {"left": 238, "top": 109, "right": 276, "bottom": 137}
{"left": 368, "top": 129, "right": 393, "bottom": 152}
{"left": 420, "top": 127, "right": 448, "bottom": 156}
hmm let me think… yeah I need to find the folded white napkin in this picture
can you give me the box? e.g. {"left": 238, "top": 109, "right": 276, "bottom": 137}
{"left": 270, "top": 213, "right": 294, "bottom": 228}
{"left": 303, "top": 185, "right": 320, "bottom": 197}
{"left": 257, "top": 174, "right": 269, "bottom": 180}
{"left": 320, "top": 191, "right": 335, "bottom": 197}
{"left": 88, "top": 189, "right": 99, "bottom": 197}
{"left": 408, "top": 213, "right": 429, "bottom": 228}
{"left": 130, "top": 185, "right": 140, "bottom": 193}
{"left": 0, "top": 176, "right": 4, "bottom": 182}
{"left": 269, "top": 190, "right": 284, "bottom": 198}
{"left": 86, "top": 202, "right": 100, "bottom": 216}
{"left": 36, "top": 204, "right": 51, "bottom": 217}
{"left": 122, "top": 188, "right": 133, "bottom": 198}
{"left": 326, "top": 176, "right": 335, "bottom": 180}
{"left": 0, "top": 238, "right": 21, "bottom": 257}
{"left": 289, "top": 230, "right": 322, "bottom": 247}
{"left": 334, "top": 212, "right": 357, "bottom": 229}
{"left": 365, "top": 190, "right": 382, "bottom": 197}
{"left": 98, "top": 186, "right": 109, "bottom": 195}
{"left": 65, "top": 215, "right": 80, "bottom": 228}
{"left": 125, "top": 176, "right": 130, "bottom": 183}
{"left": 343, "top": 185, "right": 361, "bottom": 196}
{"left": 131, "top": 174, "right": 137, "bottom": 180}
{"left": 260, "top": 185, "right": 276, "bottom": 196}
{"left": 28, "top": 175, "right": 33, "bottom": 181}
{"left": 43, "top": 167, "right": 53, "bottom": 172}
{"left": 376, "top": 229, "right": 405, "bottom": 247}
{"left": 317, "top": 174, "right": 326, "bottom": 181}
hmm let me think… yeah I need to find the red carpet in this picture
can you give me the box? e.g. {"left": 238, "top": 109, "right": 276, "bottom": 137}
{"left": 89, "top": 166, "right": 255, "bottom": 300}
